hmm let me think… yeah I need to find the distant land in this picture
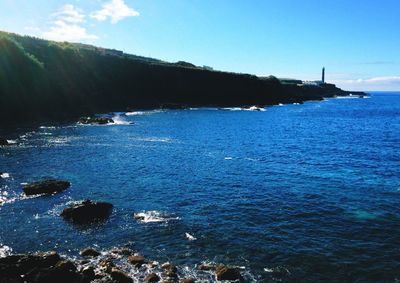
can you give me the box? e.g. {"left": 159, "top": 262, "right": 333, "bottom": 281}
{"left": 0, "top": 31, "right": 365, "bottom": 126}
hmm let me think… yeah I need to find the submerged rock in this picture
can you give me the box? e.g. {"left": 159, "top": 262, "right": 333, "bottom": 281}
{"left": 78, "top": 117, "right": 114, "bottom": 125}
{"left": 80, "top": 248, "right": 101, "bottom": 257}
{"left": 145, "top": 272, "right": 160, "bottom": 282}
{"left": 22, "top": 179, "right": 71, "bottom": 196}
{"left": 199, "top": 263, "right": 216, "bottom": 271}
{"left": 61, "top": 200, "right": 113, "bottom": 224}
{"left": 180, "top": 278, "right": 195, "bottom": 283}
{"left": 215, "top": 266, "right": 243, "bottom": 281}
{"left": 0, "top": 137, "right": 9, "bottom": 146}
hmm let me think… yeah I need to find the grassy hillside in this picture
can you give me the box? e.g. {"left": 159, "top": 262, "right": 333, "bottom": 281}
{"left": 0, "top": 31, "right": 351, "bottom": 126}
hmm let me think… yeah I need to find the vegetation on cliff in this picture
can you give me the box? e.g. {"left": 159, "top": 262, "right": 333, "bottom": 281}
{"left": 0, "top": 31, "right": 355, "bottom": 126}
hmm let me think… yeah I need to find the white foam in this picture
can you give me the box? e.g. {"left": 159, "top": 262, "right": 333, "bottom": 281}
{"left": 335, "top": 96, "right": 360, "bottom": 99}
{"left": 0, "top": 245, "right": 12, "bottom": 258}
{"left": 6, "top": 140, "right": 17, "bottom": 144}
{"left": 185, "top": 232, "right": 197, "bottom": 241}
{"left": 224, "top": 157, "right": 233, "bottom": 160}
{"left": 247, "top": 106, "right": 266, "bottom": 111}
{"left": 221, "top": 107, "right": 242, "bottom": 111}
{"left": 278, "top": 103, "right": 284, "bottom": 106}
{"left": 134, "top": 211, "right": 179, "bottom": 223}
{"left": 0, "top": 173, "right": 10, "bottom": 179}
{"left": 112, "top": 116, "right": 132, "bottom": 125}
{"left": 126, "top": 110, "right": 164, "bottom": 116}
{"left": 222, "top": 106, "right": 266, "bottom": 111}
{"left": 138, "top": 137, "right": 172, "bottom": 143}
{"left": 39, "top": 126, "right": 56, "bottom": 129}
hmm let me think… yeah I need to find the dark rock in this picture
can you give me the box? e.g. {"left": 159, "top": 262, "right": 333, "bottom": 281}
{"left": 61, "top": 200, "right": 113, "bottom": 224}
{"left": 22, "top": 179, "right": 70, "bottom": 196}
{"left": 161, "top": 270, "right": 177, "bottom": 278}
{"left": 199, "top": 263, "right": 216, "bottom": 271}
{"left": 0, "top": 252, "right": 92, "bottom": 283}
{"left": 99, "top": 259, "right": 115, "bottom": 274}
{"left": 110, "top": 267, "right": 133, "bottom": 283}
{"left": 79, "top": 117, "right": 114, "bottom": 125}
{"left": 128, "top": 255, "right": 146, "bottom": 267}
{"left": 133, "top": 214, "right": 145, "bottom": 221}
{"left": 111, "top": 247, "right": 133, "bottom": 256}
{"left": 145, "top": 272, "right": 160, "bottom": 282}
{"left": 215, "top": 266, "right": 243, "bottom": 281}
{"left": 81, "top": 266, "right": 95, "bottom": 282}
{"left": 80, "top": 248, "right": 101, "bottom": 257}
{"left": 180, "top": 278, "right": 195, "bottom": 283}
{"left": 161, "top": 263, "right": 177, "bottom": 273}
{"left": 0, "top": 137, "right": 9, "bottom": 146}
{"left": 55, "top": 260, "right": 77, "bottom": 272}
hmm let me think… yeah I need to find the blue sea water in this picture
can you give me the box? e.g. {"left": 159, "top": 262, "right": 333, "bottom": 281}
{"left": 1, "top": 92, "right": 400, "bottom": 282}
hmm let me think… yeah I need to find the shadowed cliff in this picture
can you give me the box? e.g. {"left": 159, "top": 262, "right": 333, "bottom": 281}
{"left": 0, "top": 31, "right": 359, "bottom": 126}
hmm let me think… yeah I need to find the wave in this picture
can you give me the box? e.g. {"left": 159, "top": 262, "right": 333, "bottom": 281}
{"left": 6, "top": 140, "right": 17, "bottom": 144}
{"left": 135, "top": 137, "right": 173, "bottom": 143}
{"left": 185, "top": 232, "right": 197, "bottom": 241}
{"left": 112, "top": 116, "right": 132, "bottom": 125}
{"left": 222, "top": 106, "right": 266, "bottom": 111}
{"left": 133, "top": 211, "right": 180, "bottom": 223}
{"left": 0, "top": 244, "right": 12, "bottom": 258}
{"left": 125, "top": 110, "right": 164, "bottom": 116}
{"left": 39, "top": 126, "right": 57, "bottom": 130}
{"left": 0, "top": 173, "right": 10, "bottom": 179}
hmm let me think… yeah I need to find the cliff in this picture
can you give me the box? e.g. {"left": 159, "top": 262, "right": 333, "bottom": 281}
{"left": 0, "top": 31, "right": 361, "bottom": 126}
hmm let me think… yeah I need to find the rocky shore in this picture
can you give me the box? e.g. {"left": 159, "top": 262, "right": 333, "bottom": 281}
{"left": 0, "top": 178, "right": 245, "bottom": 282}
{"left": 0, "top": 247, "right": 244, "bottom": 283}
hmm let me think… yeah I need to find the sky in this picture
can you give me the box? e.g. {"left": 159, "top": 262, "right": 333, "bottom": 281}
{"left": 0, "top": 0, "right": 399, "bottom": 91}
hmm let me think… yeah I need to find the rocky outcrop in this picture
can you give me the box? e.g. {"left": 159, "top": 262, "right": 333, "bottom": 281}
{"left": 0, "top": 138, "right": 9, "bottom": 146}
{"left": 61, "top": 200, "right": 113, "bottom": 224}
{"left": 22, "top": 179, "right": 70, "bottom": 196}
{"left": 78, "top": 117, "right": 114, "bottom": 125}
{"left": 80, "top": 248, "right": 101, "bottom": 257}
{"left": 215, "top": 266, "right": 243, "bottom": 281}
{"left": 0, "top": 251, "right": 84, "bottom": 283}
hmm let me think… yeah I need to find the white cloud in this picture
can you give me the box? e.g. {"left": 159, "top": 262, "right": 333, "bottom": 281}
{"left": 332, "top": 76, "right": 400, "bottom": 91}
{"left": 91, "top": 0, "right": 139, "bottom": 24}
{"left": 42, "top": 4, "right": 98, "bottom": 42}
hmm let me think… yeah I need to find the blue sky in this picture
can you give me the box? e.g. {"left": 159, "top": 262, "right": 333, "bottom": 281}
{"left": 1, "top": 0, "right": 399, "bottom": 91}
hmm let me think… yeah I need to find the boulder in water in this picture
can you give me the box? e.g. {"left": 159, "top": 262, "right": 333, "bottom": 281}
{"left": 110, "top": 267, "right": 133, "bottom": 283}
{"left": 22, "top": 179, "right": 70, "bottom": 196}
{"left": 145, "top": 272, "right": 160, "bottom": 282}
{"left": 61, "top": 200, "right": 113, "bottom": 224}
{"left": 78, "top": 117, "right": 114, "bottom": 125}
{"left": 215, "top": 266, "right": 243, "bottom": 281}
{"left": 180, "top": 278, "right": 195, "bottom": 283}
{"left": 128, "top": 255, "right": 146, "bottom": 267}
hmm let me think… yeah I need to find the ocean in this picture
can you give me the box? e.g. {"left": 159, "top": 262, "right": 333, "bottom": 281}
{"left": 1, "top": 92, "right": 400, "bottom": 282}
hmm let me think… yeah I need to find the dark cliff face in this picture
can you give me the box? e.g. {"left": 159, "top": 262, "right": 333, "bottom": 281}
{"left": 0, "top": 31, "right": 356, "bottom": 126}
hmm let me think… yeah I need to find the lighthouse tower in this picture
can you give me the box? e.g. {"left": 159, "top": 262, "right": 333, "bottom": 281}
{"left": 322, "top": 67, "right": 325, "bottom": 84}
